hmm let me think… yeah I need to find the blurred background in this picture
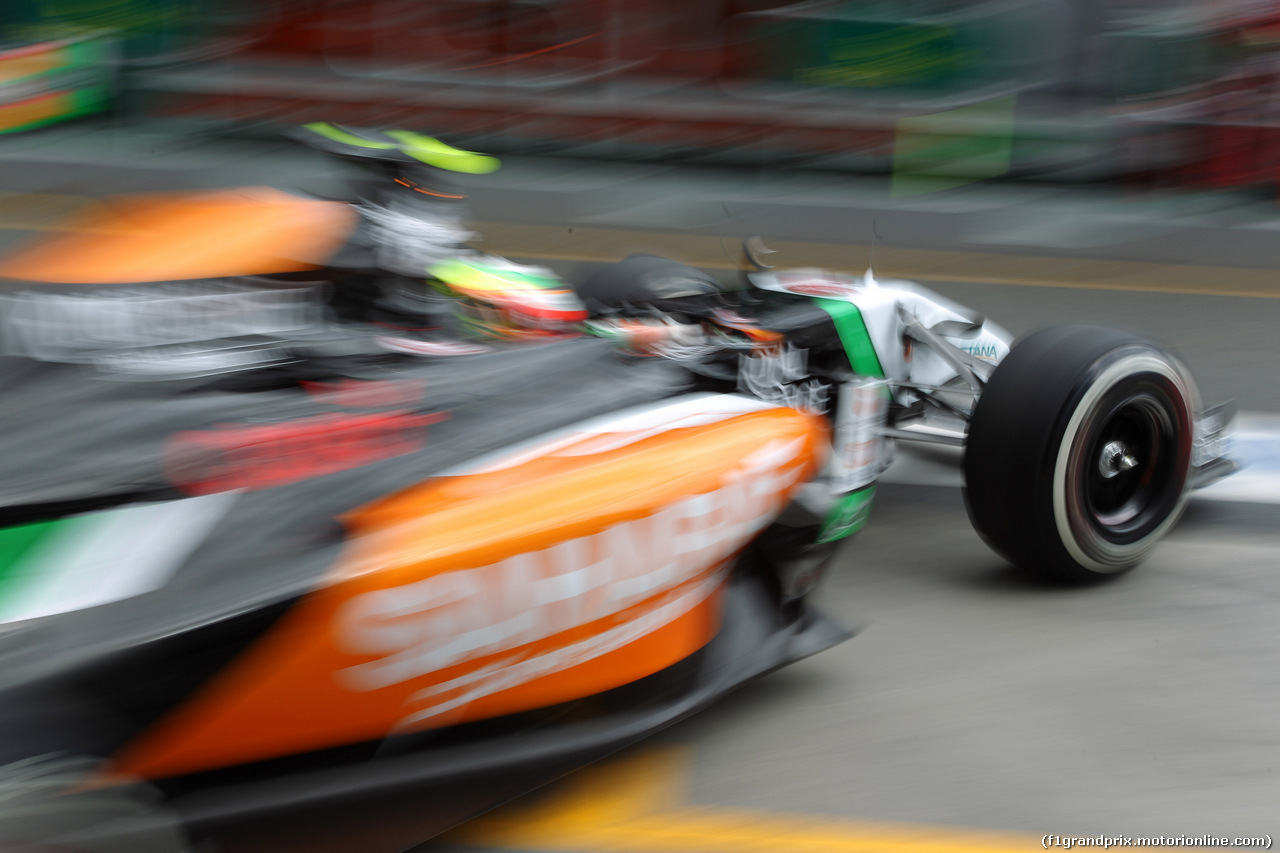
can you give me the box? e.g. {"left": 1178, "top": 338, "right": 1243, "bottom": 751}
{"left": 4, "top": 0, "right": 1280, "bottom": 189}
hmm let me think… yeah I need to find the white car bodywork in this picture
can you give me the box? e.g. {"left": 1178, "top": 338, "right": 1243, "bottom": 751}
{"left": 750, "top": 268, "right": 1012, "bottom": 410}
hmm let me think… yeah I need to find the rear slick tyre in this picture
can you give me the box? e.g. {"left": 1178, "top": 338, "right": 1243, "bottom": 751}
{"left": 963, "top": 326, "right": 1196, "bottom": 582}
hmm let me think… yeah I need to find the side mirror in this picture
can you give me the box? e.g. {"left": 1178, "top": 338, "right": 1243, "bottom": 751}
{"left": 742, "top": 236, "right": 776, "bottom": 272}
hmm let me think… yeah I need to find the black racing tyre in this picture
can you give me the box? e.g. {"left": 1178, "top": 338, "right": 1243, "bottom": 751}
{"left": 963, "top": 326, "right": 1197, "bottom": 582}
{"left": 573, "top": 254, "right": 722, "bottom": 315}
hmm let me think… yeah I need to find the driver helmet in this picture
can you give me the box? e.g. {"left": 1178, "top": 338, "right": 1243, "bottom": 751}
{"left": 429, "top": 256, "right": 588, "bottom": 339}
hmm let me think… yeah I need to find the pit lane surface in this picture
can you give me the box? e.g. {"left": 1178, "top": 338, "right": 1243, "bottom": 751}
{"left": 1, "top": 169, "right": 1278, "bottom": 849}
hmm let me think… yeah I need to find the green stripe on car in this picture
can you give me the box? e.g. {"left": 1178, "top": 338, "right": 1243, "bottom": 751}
{"left": 819, "top": 486, "right": 876, "bottom": 543}
{"left": 814, "top": 297, "right": 886, "bottom": 378}
{"left": 0, "top": 519, "right": 61, "bottom": 596}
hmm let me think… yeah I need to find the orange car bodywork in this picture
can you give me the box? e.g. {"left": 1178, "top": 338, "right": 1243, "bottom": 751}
{"left": 0, "top": 188, "right": 355, "bottom": 284}
{"left": 111, "top": 396, "right": 829, "bottom": 780}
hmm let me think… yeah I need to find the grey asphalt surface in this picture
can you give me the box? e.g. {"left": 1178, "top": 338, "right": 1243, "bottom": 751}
{"left": 666, "top": 484, "right": 1280, "bottom": 837}
{"left": 2, "top": 121, "right": 1279, "bottom": 848}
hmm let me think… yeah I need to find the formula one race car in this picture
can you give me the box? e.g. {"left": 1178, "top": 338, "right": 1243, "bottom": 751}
{"left": 0, "top": 125, "right": 1233, "bottom": 851}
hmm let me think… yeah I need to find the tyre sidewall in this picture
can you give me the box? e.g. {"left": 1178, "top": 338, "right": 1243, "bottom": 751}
{"left": 1050, "top": 346, "right": 1195, "bottom": 575}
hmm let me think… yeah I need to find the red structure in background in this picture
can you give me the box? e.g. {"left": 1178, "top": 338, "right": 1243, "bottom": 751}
{"left": 129, "top": 0, "right": 1280, "bottom": 192}
{"left": 1167, "top": 6, "right": 1280, "bottom": 192}
{"left": 246, "top": 0, "right": 758, "bottom": 85}
{"left": 140, "top": 0, "right": 899, "bottom": 168}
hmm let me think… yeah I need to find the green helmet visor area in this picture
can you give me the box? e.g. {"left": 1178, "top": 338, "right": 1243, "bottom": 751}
{"left": 301, "top": 123, "right": 501, "bottom": 174}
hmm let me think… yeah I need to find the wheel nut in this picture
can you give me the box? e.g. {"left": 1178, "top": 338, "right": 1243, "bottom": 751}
{"left": 1100, "top": 440, "right": 1138, "bottom": 479}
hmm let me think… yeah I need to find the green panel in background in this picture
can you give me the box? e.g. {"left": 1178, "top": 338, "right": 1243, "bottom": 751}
{"left": 1, "top": 0, "right": 244, "bottom": 67}
{"left": 760, "top": 8, "right": 984, "bottom": 95}
{"left": 788, "top": 19, "right": 976, "bottom": 91}
{"left": 746, "top": 0, "right": 1074, "bottom": 98}
{"left": 891, "top": 94, "right": 1016, "bottom": 195}
{"left": 1103, "top": 23, "right": 1218, "bottom": 100}
{"left": 0, "top": 32, "right": 116, "bottom": 133}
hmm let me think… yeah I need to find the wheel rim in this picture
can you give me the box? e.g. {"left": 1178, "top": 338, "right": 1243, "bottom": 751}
{"left": 1081, "top": 391, "right": 1178, "bottom": 539}
{"left": 1054, "top": 353, "right": 1195, "bottom": 573}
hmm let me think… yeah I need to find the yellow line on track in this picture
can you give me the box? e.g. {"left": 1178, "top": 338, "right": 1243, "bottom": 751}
{"left": 476, "top": 221, "right": 1280, "bottom": 300}
{"left": 2, "top": 191, "right": 1279, "bottom": 299}
{"left": 441, "top": 749, "right": 1228, "bottom": 853}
